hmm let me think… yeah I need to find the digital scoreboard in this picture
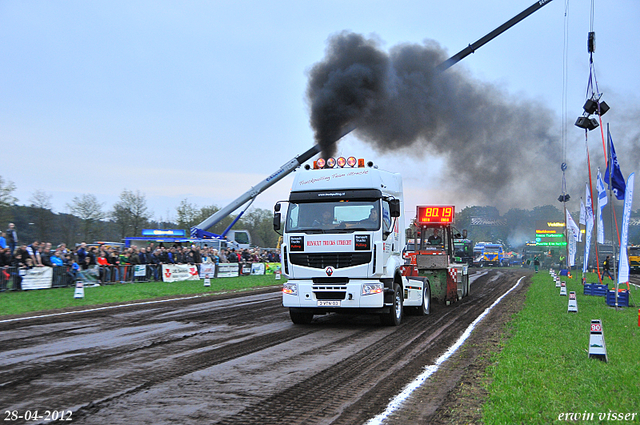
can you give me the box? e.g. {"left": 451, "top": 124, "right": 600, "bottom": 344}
{"left": 535, "top": 221, "right": 567, "bottom": 246}
{"left": 416, "top": 205, "right": 455, "bottom": 224}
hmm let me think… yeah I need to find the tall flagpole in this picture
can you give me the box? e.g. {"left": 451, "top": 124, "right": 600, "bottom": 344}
{"left": 607, "top": 124, "right": 619, "bottom": 308}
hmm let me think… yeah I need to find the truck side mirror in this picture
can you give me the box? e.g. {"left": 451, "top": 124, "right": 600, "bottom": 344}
{"left": 274, "top": 202, "right": 281, "bottom": 212}
{"left": 273, "top": 212, "right": 281, "bottom": 232}
{"left": 389, "top": 199, "right": 401, "bottom": 217}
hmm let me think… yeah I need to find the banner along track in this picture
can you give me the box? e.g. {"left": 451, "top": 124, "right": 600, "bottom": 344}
{"left": 0, "top": 269, "right": 531, "bottom": 425}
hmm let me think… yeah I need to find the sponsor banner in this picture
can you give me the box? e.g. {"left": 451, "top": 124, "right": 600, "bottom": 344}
{"left": 241, "top": 264, "right": 252, "bottom": 275}
{"left": 217, "top": 263, "right": 239, "bottom": 278}
{"left": 21, "top": 267, "right": 53, "bottom": 290}
{"left": 162, "top": 264, "right": 200, "bottom": 282}
{"left": 303, "top": 235, "right": 354, "bottom": 253}
{"left": 134, "top": 265, "right": 147, "bottom": 277}
{"left": 251, "top": 263, "right": 265, "bottom": 275}
{"left": 200, "top": 263, "right": 216, "bottom": 279}
{"left": 264, "top": 263, "right": 281, "bottom": 275}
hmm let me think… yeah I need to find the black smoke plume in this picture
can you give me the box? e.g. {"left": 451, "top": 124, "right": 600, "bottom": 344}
{"left": 306, "top": 31, "right": 563, "bottom": 210}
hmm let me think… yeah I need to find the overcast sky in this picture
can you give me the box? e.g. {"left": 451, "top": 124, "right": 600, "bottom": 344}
{"left": 2, "top": 0, "right": 639, "bottom": 224}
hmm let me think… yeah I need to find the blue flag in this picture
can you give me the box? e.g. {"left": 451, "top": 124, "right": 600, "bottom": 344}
{"left": 604, "top": 130, "right": 626, "bottom": 200}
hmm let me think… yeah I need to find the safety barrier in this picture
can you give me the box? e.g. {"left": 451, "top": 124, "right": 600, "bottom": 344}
{"left": 0, "top": 262, "right": 283, "bottom": 291}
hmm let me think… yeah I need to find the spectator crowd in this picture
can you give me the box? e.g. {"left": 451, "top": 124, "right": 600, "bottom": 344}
{"left": 0, "top": 222, "right": 280, "bottom": 290}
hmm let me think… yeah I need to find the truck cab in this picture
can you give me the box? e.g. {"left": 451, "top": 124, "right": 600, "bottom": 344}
{"left": 275, "top": 157, "right": 429, "bottom": 325}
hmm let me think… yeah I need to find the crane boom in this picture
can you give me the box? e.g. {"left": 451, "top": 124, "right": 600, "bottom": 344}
{"left": 436, "top": 0, "right": 554, "bottom": 72}
{"left": 190, "top": 144, "right": 321, "bottom": 238}
{"left": 191, "top": 0, "right": 554, "bottom": 239}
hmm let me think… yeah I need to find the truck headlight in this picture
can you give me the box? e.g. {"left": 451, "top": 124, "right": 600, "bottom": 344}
{"left": 283, "top": 283, "right": 297, "bottom": 295}
{"left": 362, "top": 283, "right": 383, "bottom": 296}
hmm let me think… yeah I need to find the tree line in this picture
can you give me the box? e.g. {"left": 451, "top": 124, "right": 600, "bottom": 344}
{"left": 0, "top": 176, "right": 279, "bottom": 248}
{"left": 1, "top": 175, "right": 638, "bottom": 251}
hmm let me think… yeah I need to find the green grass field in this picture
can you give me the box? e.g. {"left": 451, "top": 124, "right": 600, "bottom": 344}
{"left": 483, "top": 271, "right": 640, "bottom": 424}
{"left": 0, "top": 275, "right": 284, "bottom": 317}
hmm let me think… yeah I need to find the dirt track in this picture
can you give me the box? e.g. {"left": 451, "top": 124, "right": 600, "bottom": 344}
{"left": 0, "top": 268, "right": 532, "bottom": 425}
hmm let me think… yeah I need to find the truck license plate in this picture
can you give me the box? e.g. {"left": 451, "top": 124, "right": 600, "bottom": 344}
{"left": 317, "top": 300, "right": 340, "bottom": 306}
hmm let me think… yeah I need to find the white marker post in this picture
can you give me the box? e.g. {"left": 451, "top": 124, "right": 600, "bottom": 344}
{"left": 568, "top": 291, "right": 578, "bottom": 312}
{"left": 588, "top": 320, "right": 608, "bottom": 362}
{"left": 560, "top": 281, "right": 567, "bottom": 296}
{"left": 74, "top": 281, "right": 84, "bottom": 299}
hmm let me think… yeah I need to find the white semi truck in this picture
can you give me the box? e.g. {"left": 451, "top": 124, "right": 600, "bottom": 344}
{"left": 273, "top": 157, "right": 431, "bottom": 325}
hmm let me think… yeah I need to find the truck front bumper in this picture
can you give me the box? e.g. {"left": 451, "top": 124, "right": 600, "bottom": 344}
{"left": 282, "top": 280, "right": 386, "bottom": 309}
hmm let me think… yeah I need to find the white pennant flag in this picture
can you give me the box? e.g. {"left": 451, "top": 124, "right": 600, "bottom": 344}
{"left": 566, "top": 210, "right": 580, "bottom": 267}
{"left": 596, "top": 170, "right": 607, "bottom": 244}
{"left": 583, "top": 184, "right": 594, "bottom": 274}
{"left": 618, "top": 173, "right": 635, "bottom": 284}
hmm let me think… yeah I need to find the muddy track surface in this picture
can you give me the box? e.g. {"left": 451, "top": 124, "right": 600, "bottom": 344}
{"left": 1, "top": 269, "right": 532, "bottom": 425}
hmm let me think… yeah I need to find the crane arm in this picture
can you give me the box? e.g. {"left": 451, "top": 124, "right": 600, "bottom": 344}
{"left": 190, "top": 144, "right": 321, "bottom": 238}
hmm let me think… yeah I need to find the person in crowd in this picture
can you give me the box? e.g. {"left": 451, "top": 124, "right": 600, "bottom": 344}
{"left": 167, "top": 247, "right": 176, "bottom": 264}
{"left": 63, "top": 254, "right": 78, "bottom": 286}
{"left": 97, "top": 251, "right": 111, "bottom": 283}
{"left": 0, "top": 232, "right": 6, "bottom": 249}
{"left": 192, "top": 246, "right": 202, "bottom": 264}
{"left": 149, "top": 248, "right": 161, "bottom": 281}
{"left": 228, "top": 249, "right": 238, "bottom": 263}
{"left": 129, "top": 247, "right": 141, "bottom": 281}
{"left": 26, "top": 241, "right": 43, "bottom": 266}
{"left": 77, "top": 243, "right": 87, "bottom": 265}
{"left": 211, "top": 249, "right": 220, "bottom": 264}
{"left": 13, "top": 245, "right": 28, "bottom": 268}
{"left": 241, "top": 248, "right": 252, "bottom": 263}
{"left": 5, "top": 223, "right": 18, "bottom": 254}
{"left": 87, "top": 247, "right": 98, "bottom": 266}
{"left": 49, "top": 250, "right": 65, "bottom": 287}
{"left": 219, "top": 249, "right": 228, "bottom": 263}
{"left": 108, "top": 248, "right": 120, "bottom": 282}
{"left": 119, "top": 249, "right": 130, "bottom": 283}
{"left": 40, "top": 245, "right": 53, "bottom": 267}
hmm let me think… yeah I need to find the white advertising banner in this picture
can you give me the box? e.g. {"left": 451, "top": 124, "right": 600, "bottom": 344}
{"left": 134, "top": 265, "right": 147, "bottom": 277}
{"left": 251, "top": 263, "right": 265, "bottom": 275}
{"left": 21, "top": 267, "right": 53, "bottom": 290}
{"left": 162, "top": 264, "right": 200, "bottom": 282}
{"left": 200, "top": 263, "right": 216, "bottom": 279}
{"left": 217, "top": 263, "right": 239, "bottom": 278}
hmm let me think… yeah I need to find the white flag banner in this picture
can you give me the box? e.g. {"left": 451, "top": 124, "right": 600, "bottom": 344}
{"left": 596, "top": 170, "right": 607, "bottom": 244}
{"left": 583, "top": 184, "right": 594, "bottom": 274}
{"left": 566, "top": 210, "right": 580, "bottom": 267}
{"left": 618, "top": 173, "right": 635, "bottom": 284}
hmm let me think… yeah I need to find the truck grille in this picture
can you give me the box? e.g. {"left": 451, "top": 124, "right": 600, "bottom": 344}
{"left": 289, "top": 252, "right": 372, "bottom": 269}
{"left": 313, "top": 286, "right": 348, "bottom": 300}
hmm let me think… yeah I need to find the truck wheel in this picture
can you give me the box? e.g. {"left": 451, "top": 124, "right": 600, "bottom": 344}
{"left": 381, "top": 283, "right": 403, "bottom": 326}
{"left": 289, "top": 309, "right": 313, "bottom": 324}
{"left": 416, "top": 282, "right": 431, "bottom": 316}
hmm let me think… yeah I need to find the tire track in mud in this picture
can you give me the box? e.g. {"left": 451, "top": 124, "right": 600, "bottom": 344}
{"left": 1, "top": 270, "right": 530, "bottom": 425}
{"left": 0, "top": 294, "right": 284, "bottom": 391}
{"left": 213, "top": 270, "right": 527, "bottom": 425}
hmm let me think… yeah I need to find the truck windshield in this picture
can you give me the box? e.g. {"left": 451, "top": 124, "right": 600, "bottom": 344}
{"left": 286, "top": 201, "right": 381, "bottom": 232}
